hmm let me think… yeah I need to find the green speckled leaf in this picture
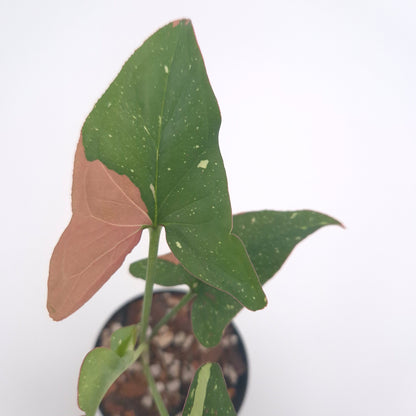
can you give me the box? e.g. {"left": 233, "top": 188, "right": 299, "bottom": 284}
{"left": 82, "top": 19, "right": 265, "bottom": 311}
{"left": 78, "top": 325, "right": 139, "bottom": 416}
{"left": 132, "top": 210, "right": 341, "bottom": 346}
{"left": 182, "top": 363, "right": 236, "bottom": 416}
{"left": 191, "top": 210, "right": 341, "bottom": 346}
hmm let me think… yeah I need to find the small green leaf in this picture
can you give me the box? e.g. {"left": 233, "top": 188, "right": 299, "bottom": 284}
{"left": 130, "top": 255, "right": 192, "bottom": 287}
{"left": 182, "top": 363, "right": 236, "bottom": 416}
{"left": 78, "top": 325, "right": 142, "bottom": 416}
{"left": 78, "top": 349, "right": 133, "bottom": 416}
{"left": 110, "top": 324, "right": 138, "bottom": 356}
{"left": 82, "top": 19, "right": 266, "bottom": 312}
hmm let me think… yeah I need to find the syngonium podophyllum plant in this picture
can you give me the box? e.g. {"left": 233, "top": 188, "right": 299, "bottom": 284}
{"left": 47, "top": 19, "right": 341, "bottom": 415}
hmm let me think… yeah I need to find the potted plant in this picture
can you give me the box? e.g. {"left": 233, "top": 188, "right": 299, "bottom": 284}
{"left": 47, "top": 19, "right": 341, "bottom": 415}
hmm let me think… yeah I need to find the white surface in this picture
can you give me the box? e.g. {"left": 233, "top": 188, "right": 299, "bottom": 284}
{"left": 2, "top": 1, "right": 416, "bottom": 415}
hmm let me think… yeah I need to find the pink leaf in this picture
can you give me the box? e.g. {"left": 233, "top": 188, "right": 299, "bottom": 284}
{"left": 47, "top": 138, "right": 151, "bottom": 321}
{"left": 159, "top": 252, "right": 180, "bottom": 265}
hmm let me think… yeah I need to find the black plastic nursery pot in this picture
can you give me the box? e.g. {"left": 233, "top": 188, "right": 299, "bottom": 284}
{"left": 95, "top": 290, "right": 249, "bottom": 416}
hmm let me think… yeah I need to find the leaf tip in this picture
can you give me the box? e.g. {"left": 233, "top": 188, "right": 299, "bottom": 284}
{"left": 325, "top": 215, "right": 345, "bottom": 230}
{"left": 338, "top": 220, "right": 346, "bottom": 229}
{"left": 172, "top": 18, "right": 191, "bottom": 28}
{"left": 250, "top": 291, "right": 268, "bottom": 311}
{"left": 46, "top": 298, "right": 65, "bottom": 321}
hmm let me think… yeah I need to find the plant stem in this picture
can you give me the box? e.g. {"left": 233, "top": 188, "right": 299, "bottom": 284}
{"left": 133, "top": 340, "right": 148, "bottom": 361}
{"left": 150, "top": 290, "right": 196, "bottom": 339}
{"left": 139, "top": 225, "right": 162, "bottom": 343}
{"left": 138, "top": 225, "right": 169, "bottom": 416}
{"left": 142, "top": 355, "right": 169, "bottom": 416}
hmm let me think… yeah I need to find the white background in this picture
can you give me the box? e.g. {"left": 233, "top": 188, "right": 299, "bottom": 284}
{"left": 1, "top": 1, "right": 416, "bottom": 415}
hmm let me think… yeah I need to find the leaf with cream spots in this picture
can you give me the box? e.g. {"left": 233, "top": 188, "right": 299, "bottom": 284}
{"left": 182, "top": 363, "right": 236, "bottom": 416}
{"left": 130, "top": 210, "right": 342, "bottom": 346}
{"left": 81, "top": 19, "right": 266, "bottom": 311}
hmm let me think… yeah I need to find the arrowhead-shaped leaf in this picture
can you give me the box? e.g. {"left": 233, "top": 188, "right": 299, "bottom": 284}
{"left": 81, "top": 19, "right": 266, "bottom": 311}
{"left": 191, "top": 210, "right": 342, "bottom": 345}
{"left": 78, "top": 325, "right": 141, "bottom": 416}
{"left": 182, "top": 363, "right": 236, "bottom": 416}
{"left": 47, "top": 139, "right": 151, "bottom": 320}
{"left": 130, "top": 210, "right": 342, "bottom": 346}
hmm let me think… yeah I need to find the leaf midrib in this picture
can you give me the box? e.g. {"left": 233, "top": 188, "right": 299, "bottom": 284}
{"left": 153, "top": 34, "right": 180, "bottom": 226}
